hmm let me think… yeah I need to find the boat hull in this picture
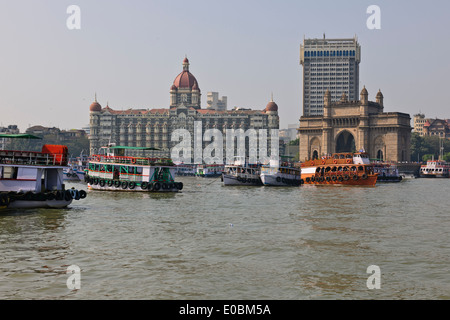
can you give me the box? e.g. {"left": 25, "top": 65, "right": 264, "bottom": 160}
{"left": 195, "top": 173, "right": 222, "bottom": 178}
{"left": 260, "top": 174, "right": 302, "bottom": 186}
{"left": 376, "top": 176, "right": 403, "bottom": 182}
{"left": 7, "top": 199, "right": 73, "bottom": 209}
{"left": 301, "top": 173, "right": 378, "bottom": 186}
{"left": 1, "top": 189, "right": 86, "bottom": 210}
{"left": 419, "top": 173, "right": 449, "bottom": 178}
{"left": 222, "top": 174, "right": 262, "bottom": 186}
{"left": 87, "top": 181, "right": 181, "bottom": 192}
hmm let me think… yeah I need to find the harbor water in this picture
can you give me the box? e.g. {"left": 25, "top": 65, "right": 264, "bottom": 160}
{"left": 1, "top": 177, "right": 449, "bottom": 300}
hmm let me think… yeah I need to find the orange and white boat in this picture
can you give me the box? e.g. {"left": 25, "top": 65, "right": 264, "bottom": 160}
{"left": 300, "top": 152, "right": 378, "bottom": 186}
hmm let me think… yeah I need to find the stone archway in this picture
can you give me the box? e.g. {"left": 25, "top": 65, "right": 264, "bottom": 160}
{"left": 376, "top": 150, "right": 384, "bottom": 161}
{"left": 335, "top": 130, "right": 355, "bottom": 153}
{"left": 373, "top": 136, "right": 385, "bottom": 161}
{"left": 312, "top": 150, "right": 319, "bottom": 160}
{"left": 310, "top": 137, "right": 321, "bottom": 159}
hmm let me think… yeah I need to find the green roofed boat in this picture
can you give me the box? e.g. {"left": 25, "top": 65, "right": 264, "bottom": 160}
{"left": 85, "top": 144, "right": 183, "bottom": 192}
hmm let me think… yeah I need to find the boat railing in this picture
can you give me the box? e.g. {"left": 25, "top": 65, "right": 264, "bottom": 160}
{"left": 92, "top": 155, "right": 174, "bottom": 166}
{"left": 0, "top": 149, "right": 67, "bottom": 166}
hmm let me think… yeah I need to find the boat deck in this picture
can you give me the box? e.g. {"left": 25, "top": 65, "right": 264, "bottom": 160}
{"left": 0, "top": 150, "right": 67, "bottom": 166}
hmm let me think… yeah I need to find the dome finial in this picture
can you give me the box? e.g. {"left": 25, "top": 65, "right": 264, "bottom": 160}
{"left": 182, "top": 56, "right": 189, "bottom": 71}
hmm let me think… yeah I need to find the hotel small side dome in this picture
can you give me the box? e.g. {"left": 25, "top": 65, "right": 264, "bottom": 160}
{"left": 265, "top": 100, "right": 278, "bottom": 112}
{"left": 90, "top": 101, "right": 102, "bottom": 112}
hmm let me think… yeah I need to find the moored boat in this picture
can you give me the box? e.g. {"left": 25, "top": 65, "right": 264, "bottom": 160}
{"left": 85, "top": 145, "right": 183, "bottom": 192}
{"left": 301, "top": 152, "right": 378, "bottom": 186}
{"left": 371, "top": 162, "right": 402, "bottom": 182}
{"left": 175, "top": 164, "right": 196, "bottom": 176}
{"left": 420, "top": 160, "right": 449, "bottom": 178}
{"left": 195, "top": 164, "right": 224, "bottom": 178}
{"left": 63, "top": 163, "right": 80, "bottom": 182}
{"left": 0, "top": 134, "right": 87, "bottom": 209}
{"left": 222, "top": 157, "right": 262, "bottom": 186}
{"left": 260, "top": 159, "right": 303, "bottom": 186}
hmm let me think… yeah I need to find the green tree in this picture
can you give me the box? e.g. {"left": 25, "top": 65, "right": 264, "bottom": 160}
{"left": 410, "top": 133, "right": 450, "bottom": 162}
{"left": 443, "top": 152, "right": 450, "bottom": 162}
{"left": 410, "top": 133, "right": 429, "bottom": 162}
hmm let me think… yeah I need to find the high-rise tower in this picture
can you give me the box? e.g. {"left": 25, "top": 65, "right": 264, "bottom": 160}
{"left": 300, "top": 35, "right": 361, "bottom": 116}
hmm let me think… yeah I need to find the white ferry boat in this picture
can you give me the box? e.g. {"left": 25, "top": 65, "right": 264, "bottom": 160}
{"left": 85, "top": 145, "right": 183, "bottom": 192}
{"left": 222, "top": 157, "right": 262, "bottom": 186}
{"left": 195, "top": 164, "right": 224, "bottom": 178}
{"left": 420, "top": 160, "right": 449, "bottom": 178}
{"left": 0, "top": 134, "right": 87, "bottom": 209}
{"left": 260, "top": 159, "right": 303, "bottom": 186}
{"left": 175, "top": 164, "right": 196, "bottom": 176}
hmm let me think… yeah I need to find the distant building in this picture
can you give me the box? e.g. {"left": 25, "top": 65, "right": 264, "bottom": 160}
{"left": 0, "top": 125, "right": 20, "bottom": 134}
{"left": 206, "top": 92, "right": 227, "bottom": 111}
{"left": 82, "top": 125, "right": 91, "bottom": 136}
{"left": 300, "top": 35, "right": 361, "bottom": 116}
{"left": 423, "top": 119, "right": 449, "bottom": 138}
{"left": 280, "top": 124, "right": 299, "bottom": 142}
{"left": 413, "top": 113, "right": 449, "bottom": 138}
{"left": 26, "top": 125, "right": 60, "bottom": 136}
{"left": 413, "top": 113, "right": 427, "bottom": 135}
{"left": 0, "top": 125, "right": 20, "bottom": 150}
{"left": 25, "top": 126, "right": 87, "bottom": 141}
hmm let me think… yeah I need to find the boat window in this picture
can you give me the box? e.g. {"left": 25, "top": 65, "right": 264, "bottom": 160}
{"left": 120, "top": 166, "right": 129, "bottom": 174}
{"left": 346, "top": 154, "right": 352, "bottom": 159}
{"left": 339, "top": 155, "right": 345, "bottom": 159}
{"left": 338, "top": 167, "right": 343, "bottom": 171}
{"left": 325, "top": 167, "right": 331, "bottom": 172}
{"left": 334, "top": 154, "right": 339, "bottom": 159}
{"left": 136, "top": 167, "right": 143, "bottom": 175}
{"left": 331, "top": 167, "right": 337, "bottom": 172}
{"left": 2, "top": 166, "right": 17, "bottom": 179}
{"left": 358, "top": 166, "right": 364, "bottom": 171}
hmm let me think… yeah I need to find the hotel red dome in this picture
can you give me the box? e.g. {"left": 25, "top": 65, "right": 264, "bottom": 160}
{"left": 173, "top": 71, "right": 199, "bottom": 90}
{"left": 172, "top": 57, "right": 200, "bottom": 91}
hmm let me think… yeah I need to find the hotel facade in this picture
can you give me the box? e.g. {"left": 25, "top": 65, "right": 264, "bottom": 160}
{"left": 89, "top": 58, "right": 279, "bottom": 163}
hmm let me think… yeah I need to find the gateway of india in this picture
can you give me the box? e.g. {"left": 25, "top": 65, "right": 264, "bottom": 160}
{"left": 298, "top": 36, "right": 412, "bottom": 162}
{"left": 89, "top": 57, "right": 279, "bottom": 163}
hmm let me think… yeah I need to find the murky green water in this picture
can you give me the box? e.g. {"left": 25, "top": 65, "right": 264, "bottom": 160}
{"left": 1, "top": 177, "right": 449, "bottom": 299}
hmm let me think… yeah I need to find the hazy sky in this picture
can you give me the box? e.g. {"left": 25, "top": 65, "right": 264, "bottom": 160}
{"left": 0, "top": 0, "right": 449, "bottom": 132}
